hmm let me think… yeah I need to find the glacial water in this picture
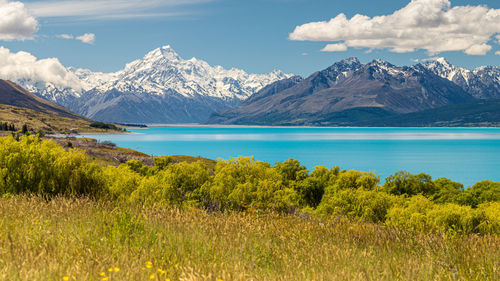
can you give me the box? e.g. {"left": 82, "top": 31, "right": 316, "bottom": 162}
{"left": 82, "top": 127, "right": 500, "bottom": 186}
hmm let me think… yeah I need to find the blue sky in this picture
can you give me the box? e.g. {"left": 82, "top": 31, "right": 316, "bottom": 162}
{"left": 1, "top": 0, "right": 500, "bottom": 77}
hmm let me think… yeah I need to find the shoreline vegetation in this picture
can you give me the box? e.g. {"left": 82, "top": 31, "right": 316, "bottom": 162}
{"left": 0, "top": 134, "right": 499, "bottom": 280}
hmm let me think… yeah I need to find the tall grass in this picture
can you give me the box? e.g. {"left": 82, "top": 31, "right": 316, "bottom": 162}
{"left": 0, "top": 196, "right": 498, "bottom": 281}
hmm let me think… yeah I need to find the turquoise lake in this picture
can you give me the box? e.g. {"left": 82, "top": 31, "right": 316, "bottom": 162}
{"left": 82, "top": 127, "right": 500, "bottom": 186}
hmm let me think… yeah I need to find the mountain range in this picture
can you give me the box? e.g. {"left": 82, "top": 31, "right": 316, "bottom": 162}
{"left": 3, "top": 45, "right": 500, "bottom": 126}
{"left": 207, "top": 58, "right": 500, "bottom": 126}
{"left": 13, "top": 46, "right": 292, "bottom": 123}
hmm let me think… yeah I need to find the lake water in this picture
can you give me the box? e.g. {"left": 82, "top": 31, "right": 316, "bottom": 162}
{"left": 82, "top": 127, "right": 500, "bottom": 186}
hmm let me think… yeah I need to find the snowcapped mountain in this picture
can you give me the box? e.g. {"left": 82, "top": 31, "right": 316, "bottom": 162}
{"left": 207, "top": 57, "right": 477, "bottom": 125}
{"left": 12, "top": 46, "right": 292, "bottom": 123}
{"left": 421, "top": 58, "right": 500, "bottom": 99}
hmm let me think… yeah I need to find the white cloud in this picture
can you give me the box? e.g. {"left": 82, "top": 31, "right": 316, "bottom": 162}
{"left": 321, "top": 43, "right": 347, "bottom": 52}
{"left": 76, "top": 33, "right": 95, "bottom": 44}
{"left": 289, "top": 0, "right": 500, "bottom": 55}
{"left": 0, "top": 0, "right": 38, "bottom": 41}
{"left": 496, "top": 51, "right": 500, "bottom": 56}
{"left": 0, "top": 46, "right": 82, "bottom": 90}
{"left": 57, "top": 34, "right": 73, "bottom": 39}
{"left": 464, "top": 44, "right": 492, "bottom": 56}
{"left": 57, "top": 33, "right": 95, "bottom": 44}
{"left": 301, "top": 52, "right": 308, "bottom": 56}
{"left": 26, "top": 0, "right": 212, "bottom": 20}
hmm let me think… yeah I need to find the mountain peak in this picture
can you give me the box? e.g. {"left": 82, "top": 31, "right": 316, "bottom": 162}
{"left": 340, "top": 57, "right": 360, "bottom": 65}
{"left": 143, "top": 45, "right": 182, "bottom": 62}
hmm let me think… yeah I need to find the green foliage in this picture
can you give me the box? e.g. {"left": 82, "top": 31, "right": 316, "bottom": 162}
{"left": 0, "top": 135, "right": 498, "bottom": 234}
{"left": 462, "top": 180, "right": 500, "bottom": 207}
{"left": 131, "top": 161, "right": 210, "bottom": 206}
{"left": 431, "top": 177, "right": 464, "bottom": 204}
{"left": 0, "top": 122, "right": 16, "bottom": 131}
{"left": 317, "top": 188, "right": 401, "bottom": 223}
{"left": 90, "top": 121, "right": 118, "bottom": 130}
{"left": 384, "top": 171, "right": 437, "bottom": 197}
{"left": 0, "top": 135, "right": 105, "bottom": 197}
{"left": 198, "top": 157, "right": 299, "bottom": 212}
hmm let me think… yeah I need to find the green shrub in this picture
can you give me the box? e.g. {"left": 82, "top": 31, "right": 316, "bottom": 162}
{"left": 131, "top": 161, "right": 210, "bottom": 206}
{"left": 90, "top": 121, "right": 118, "bottom": 130}
{"left": 384, "top": 171, "right": 436, "bottom": 197}
{"left": 104, "top": 165, "right": 143, "bottom": 200}
{"left": 0, "top": 135, "right": 105, "bottom": 197}
{"left": 431, "top": 178, "right": 464, "bottom": 204}
{"left": 198, "top": 157, "right": 299, "bottom": 212}
{"left": 316, "top": 188, "right": 401, "bottom": 223}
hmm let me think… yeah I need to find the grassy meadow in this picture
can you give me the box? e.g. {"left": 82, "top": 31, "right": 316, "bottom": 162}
{"left": 0, "top": 135, "right": 499, "bottom": 280}
{"left": 1, "top": 196, "right": 499, "bottom": 281}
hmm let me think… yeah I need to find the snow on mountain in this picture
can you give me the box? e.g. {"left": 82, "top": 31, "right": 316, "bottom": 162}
{"left": 421, "top": 58, "right": 500, "bottom": 99}
{"left": 107, "top": 45, "right": 290, "bottom": 102}
{"left": 9, "top": 46, "right": 292, "bottom": 123}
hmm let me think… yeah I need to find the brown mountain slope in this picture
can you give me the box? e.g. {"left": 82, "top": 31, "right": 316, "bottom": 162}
{"left": 0, "top": 79, "right": 86, "bottom": 120}
{"left": 0, "top": 80, "right": 123, "bottom": 133}
{"left": 207, "top": 59, "right": 476, "bottom": 126}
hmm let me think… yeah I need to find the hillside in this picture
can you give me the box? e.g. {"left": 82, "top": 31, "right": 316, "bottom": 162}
{"left": 354, "top": 99, "right": 500, "bottom": 127}
{"left": 207, "top": 58, "right": 476, "bottom": 125}
{"left": 0, "top": 80, "right": 121, "bottom": 133}
{"left": 0, "top": 79, "right": 85, "bottom": 120}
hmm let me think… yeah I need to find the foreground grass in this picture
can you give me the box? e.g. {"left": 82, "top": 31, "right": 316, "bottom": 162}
{"left": 0, "top": 196, "right": 498, "bottom": 281}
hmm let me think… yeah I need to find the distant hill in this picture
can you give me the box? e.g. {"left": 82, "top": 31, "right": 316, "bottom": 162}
{"left": 353, "top": 99, "right": 500, "bottom": 127}
{"left": 0, "top": 79, "right": 85, "bottom": 120}
{"left": 0, "top": 80, "right": 119, "bottom": 133}
{"left": 206, "top": 58, "right": 476, "bottom": 126}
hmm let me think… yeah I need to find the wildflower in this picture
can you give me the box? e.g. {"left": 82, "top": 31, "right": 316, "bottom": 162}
{"left": 157, "top": 269, "right": 166, "bottom": 274}
{"left": 146, "top": 261, "right": 153, "bottom": 268}
{"left": 62, "top": 277, "right": 69, "bottom": 281}
{"left": 150, "top": 274, "right": 156, "bottom": 279}
{"left": 114, "top": 267, "right": 120, "bottom": 272}
{"left": 99, "top": 272, "right": 106, "bottom": 276}
{"left": 108, "top": 268, "right": 113, "bottom": 272}
{"left": 141, "top": 267, "right": 146, "bottom": 270}
{"left": 102, "top": 277, "right": 109, "bottom": 281}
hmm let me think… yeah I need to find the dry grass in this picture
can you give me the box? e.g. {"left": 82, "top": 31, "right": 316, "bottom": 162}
{"left": 0, "top": 104, "right": 123, "bottom": 134}
{"left": 0, "top": 196, "right": 498, "bottom": 281}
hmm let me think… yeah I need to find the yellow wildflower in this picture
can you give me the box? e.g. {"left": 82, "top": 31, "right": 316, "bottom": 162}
{"left": 108, "top": 268, "right": 113, "bottom": 272}
{"left": 150, "top": 274, "right": 156, "bottom": 279}
{"left": 102, "top": 277, "right": 109, "bottom": 281}
{"left": 114, "top": 267, "right": 120, "bottom": 272}
{"left": 99, "top": 272, "right": 106, "bottom": 276}
{"left": 157, "top": 269, "right": 166, "bottom": 274}
{"left": 62, "top": 277, "right": 69, "bottom": 281}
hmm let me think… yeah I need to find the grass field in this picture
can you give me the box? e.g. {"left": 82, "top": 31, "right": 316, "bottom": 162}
{"left": 0, "top": 196, "right": 498, "bottom": 281}
{"left": 0, "top": 104, "right": 123, "bottom": 134}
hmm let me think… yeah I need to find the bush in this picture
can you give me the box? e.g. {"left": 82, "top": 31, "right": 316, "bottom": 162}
{"left": 90, "top": 121, "right": 118, "bottom": 130}
{"left": 384, "top": 171, "right": 436, "bottom": 197}
{"left": 198, "top": 157, "right": 299, "bottom": 212}
{"left": 131, "top": 161, "right": 210, "bottom": 206}
{"left": 0, "top": 135, "right": 105, "bottom": 197}
{"left": 316, "top": 188, "right": 401, "bottom": 223}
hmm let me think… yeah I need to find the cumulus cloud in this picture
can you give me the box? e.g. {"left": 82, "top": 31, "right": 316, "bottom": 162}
{"left": 26, "top": 0, "right": 212, "bottom": 20}
{"left": 76, "top": 33, "right": 95, "bottom": 44}
{"left": 289, "top": 0, "right": 500, "bottom": 55}
{"left": 464, "top": 44, "right": 492, "bottom": 56}
{"left": 321, "top": 43, "right": 347, "bottom": 52}
{"left": 0, "top": 0, "right": 38, "bottom": 40}
{"left": 0, "top": 46, "right": 82, "bottom": 90}
{"left": 496, "top": 51, "right": 500, "bottom": 56}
